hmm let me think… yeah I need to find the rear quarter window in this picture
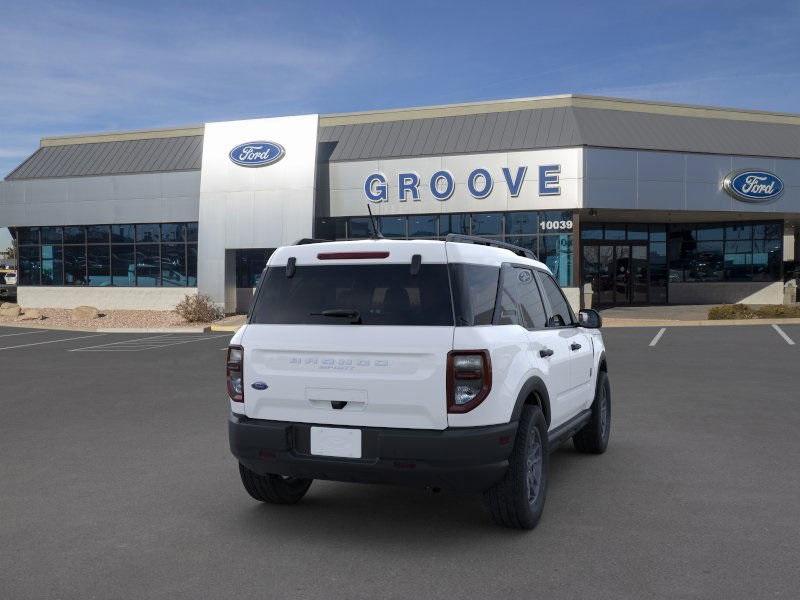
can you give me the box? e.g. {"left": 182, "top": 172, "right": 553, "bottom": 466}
{"left": 449, "top": 263, "right": 500, "bottom": 326}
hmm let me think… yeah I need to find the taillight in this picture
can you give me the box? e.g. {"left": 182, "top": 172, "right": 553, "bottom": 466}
{"left": 227, "top": 345, "right": 244, "bottom": 402}
{"left": 447, "top": 350, "right": 492, "bottom": 413}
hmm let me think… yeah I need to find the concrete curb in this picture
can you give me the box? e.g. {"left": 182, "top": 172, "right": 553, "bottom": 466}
{"left": 209, "top": 324, "right": 242, "bottom": 332}
{"left": 0, "top": 321, "right": 215, "bottom": 333}
{"left": 95, "top": 327, "right": 211, "bottom": 334}
{"left": 603, "top": 317, "right": 800, "bottom": 328}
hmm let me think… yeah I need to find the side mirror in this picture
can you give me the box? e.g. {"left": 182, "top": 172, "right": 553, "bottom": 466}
{"left": 578, "top": 309, "right": 602, "bottom": 329}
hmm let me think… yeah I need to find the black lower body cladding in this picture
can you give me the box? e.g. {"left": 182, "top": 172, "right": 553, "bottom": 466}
{"left": 229, "top": 413, "right": 518, "bottom": 492}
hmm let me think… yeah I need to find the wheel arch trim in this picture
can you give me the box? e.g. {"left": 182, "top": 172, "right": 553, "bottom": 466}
{"left": 510, "top": 376, "right": 552, "bottom": 427}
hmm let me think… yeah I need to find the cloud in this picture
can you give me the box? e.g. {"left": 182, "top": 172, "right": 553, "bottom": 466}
{"left": 0, "top": 1, "right": 373, "bottom": 175}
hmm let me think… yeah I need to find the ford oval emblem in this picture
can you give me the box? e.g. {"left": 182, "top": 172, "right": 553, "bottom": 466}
{"left": 229, "top": 141, "right": 285, "bottom": 168}
{"left": 723, "top": 169, "right": 784, "bottom": 203}
{"left": 251, "top": 381, "right": 268, "bottom": 390}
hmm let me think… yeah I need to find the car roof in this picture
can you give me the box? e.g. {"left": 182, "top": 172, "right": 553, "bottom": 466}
{"left": 269, "top": 239, "right": 550, "bottom": 272}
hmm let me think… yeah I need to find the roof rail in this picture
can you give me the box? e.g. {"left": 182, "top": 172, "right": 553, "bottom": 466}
{"left": 294, "top": 238, "right": 332, "bottom": 245}
{"left": 445, "top": 234, "right": 538, "bottom": 261}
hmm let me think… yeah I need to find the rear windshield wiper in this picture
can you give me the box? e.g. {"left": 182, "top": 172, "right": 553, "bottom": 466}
{"left": 310, "top": 309, "right": 362, "bottom": 324}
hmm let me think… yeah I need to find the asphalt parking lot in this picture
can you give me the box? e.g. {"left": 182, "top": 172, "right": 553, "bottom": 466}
{"left": 1, "top": 324, "right": 799, "bottom": 599}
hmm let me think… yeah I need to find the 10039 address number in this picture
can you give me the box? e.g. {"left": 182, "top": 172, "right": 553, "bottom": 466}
{"left": 539, "top": 220, "right": 573, "bottom": 232}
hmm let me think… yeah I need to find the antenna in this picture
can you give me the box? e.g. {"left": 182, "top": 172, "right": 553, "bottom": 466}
{"left": 366, "top": 204, "right": 384, "bottom": 239}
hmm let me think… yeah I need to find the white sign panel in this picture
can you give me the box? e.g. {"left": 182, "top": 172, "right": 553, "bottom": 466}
{"left": 197, "top": 114, "right": 319, "bottom": 305}
{"left": 328, "top": 148, "right": 582, "bottom": 216}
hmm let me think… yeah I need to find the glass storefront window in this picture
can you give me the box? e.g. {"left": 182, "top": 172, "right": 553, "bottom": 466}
{"left": 19, "top": 246, "right": 41, "bottom": 285}
{"left": 506, "top": 212, "right": 538, "bottom": 235}
{"left": 186, "top": 222, "right": 199, "bottom": 242}
{"left": 161, "top": 223, "right": 185, "bottom": 243}
{"left": 136, "top": 224, "right": 160, "bottom": 243}
{"left": 111, "top": 245, "right": 136, "bottom": 287}
{"left": 725, "top": 224, "right": 752, "bottom": 240}
{"left": 41, "top": 227, "right": 63, "bottom": 244}
{"left": 665, "top": 220, "right": 781, "bottom": 283}
{"left": 348, "top": 217, "right": 371, "bottom": 239}
{"left": 63, "top": 246, "right": 87, "bottom": 285}
{"left": 64, "top": 226, "right": 85, "bottom": 244}
{"left": 86, "top": 225, "right": 109, "bottom": 244}
{"left": 408, "top": 215, "right": 437, "bottom": 237}
{"left": 753, "top": 222, "right": 781, "bottom": 239}
{"left": 87, "top": 245, "right": 111, "bottom": 286}
{"left": 18, "top": 227, "right": 40, "bottom": 245}
{"left": 41, "top": 245, "right": 63, "bottom": 286}
{"left": 696, "top": 225, "right": 724, "bottom": 241}
{"left": 379, "top": 216, "right": 406, "bottom": 238}
{"left": 604, "top": 224, "right": 626, "bottom": 240}
{"left": 15, "top": 222, "right": 198, "bottom": 288}
{"left": 187, "top": 245, "right": 198, "bottom": 286}
{"left": 439, "top": 214, "right": 469, "bottom": 236}
{"left": 649, "top": 224, "right": 666, "bottom": 242}
{"left": 471, "top": 213, "right": 503, "bottom": 236}
{"left": 111, "top": 224, "right": 135, "bottom": 243}
{"left": 136, "top": 245, "right": 160, "bottom": 286}
{"left": 581, "top": 224, "right": 603, "bottom": 240}
{"left": 161, "top": 244, "right": 187, "bottom": 286}
{"left": 316, "top": 217, "right": 346, "bottom": 240}
{"left": 235, "top": 249, "right": 274, "bottom": 288}
{"left": 540, "top": 234, "right": 572, "bottom": 287}
{"left": 627, "top": 225, "right": 648, "bottom": 240}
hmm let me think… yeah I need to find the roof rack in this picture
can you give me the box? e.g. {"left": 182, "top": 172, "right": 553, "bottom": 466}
{"left": 445, "top": 234, "right": 538, "bottom": 261}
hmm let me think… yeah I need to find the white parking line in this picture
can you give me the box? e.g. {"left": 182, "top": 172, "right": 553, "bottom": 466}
{"left": 0, "top": 330, "right": 49, "bottom": 339}
{"left": 70, "top": 333, "right": 231, "bottom": 352}
{"left": 0, "top": 333, "right": 106, "bottom": 352}
{"left": 771, "top": 324, "right": 795, "bottom": 346}
{"left": 67, "top": 333, "right": 174, "bottom": 351}
{"left": 649, "top": 327, "right": 667, "bottom": 347}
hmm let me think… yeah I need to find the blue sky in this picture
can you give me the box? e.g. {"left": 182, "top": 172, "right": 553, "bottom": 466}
{"left": 1, "top": 0, "right": 799, "bottom": 249}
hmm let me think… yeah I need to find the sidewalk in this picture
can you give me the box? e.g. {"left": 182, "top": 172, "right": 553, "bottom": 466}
{"left": 598, "top": 305, "right": 800, "bottom": 327}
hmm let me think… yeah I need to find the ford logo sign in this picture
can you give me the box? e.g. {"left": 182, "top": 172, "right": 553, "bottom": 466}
{"left": 229, "top": 141, "right": 285, "bottom": 168}
{"left": 723, "top": 169, "right": 784, "bottom": 203}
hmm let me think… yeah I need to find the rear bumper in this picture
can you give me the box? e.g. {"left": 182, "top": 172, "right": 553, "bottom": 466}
{"left": 229, "top": 413, "right": 518, "bottom": 492}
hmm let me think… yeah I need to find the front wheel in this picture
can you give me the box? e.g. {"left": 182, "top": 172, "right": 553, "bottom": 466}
{"left": 573, "top": 371, "right": 611, "bottom": 454}
{"left": 238, "top": 463, "right": 312, "bottom": 504}
{"left": 483, "top": 404, "right": 549, "bottom": 529}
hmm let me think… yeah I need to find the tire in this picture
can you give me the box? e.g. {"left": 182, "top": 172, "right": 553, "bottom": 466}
{"left": 238, "top": 463, "right": 312, "bottom": 505}
{"left": 483, "top": 404, "right": 549, "bottom": 530}
{"left": 573, "top": 371, "right": 611, "bottom": 454}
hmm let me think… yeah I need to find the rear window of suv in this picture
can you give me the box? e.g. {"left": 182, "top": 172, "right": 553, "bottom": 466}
{"left": 250, "top": 264, "right": 454, "bottom": 326}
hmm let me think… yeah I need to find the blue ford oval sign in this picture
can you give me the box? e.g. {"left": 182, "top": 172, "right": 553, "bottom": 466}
{"left": 723, "top": 169, "right": 784, "bottom": 203}
{"left": 229, "top": 141, "right": 285, "bottom": 167}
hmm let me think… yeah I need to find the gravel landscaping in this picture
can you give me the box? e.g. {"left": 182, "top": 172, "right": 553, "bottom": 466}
{"left": 0, "top": 306, "right": 229, "bottom": 330}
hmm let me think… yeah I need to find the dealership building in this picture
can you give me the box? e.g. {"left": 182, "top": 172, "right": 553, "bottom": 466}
{"left": 0, "top": 94, "right": 798, "bottom": 313}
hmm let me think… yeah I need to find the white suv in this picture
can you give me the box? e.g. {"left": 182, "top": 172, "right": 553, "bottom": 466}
{"left": 228, "top": 235, "right": 610, "bottom": 529}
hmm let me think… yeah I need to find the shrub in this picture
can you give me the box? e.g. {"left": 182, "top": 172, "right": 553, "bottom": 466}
{"left": 708, "top": 304, "right": 800, "bottom": 320}
{"left": 754, "top": 304, "right": 800, "bottom": 318}
{"left": 175, "top": 294, "right": 223, "bottom": 323}
{"left": 707, "top": 304, "right": 757, "bottom": 320}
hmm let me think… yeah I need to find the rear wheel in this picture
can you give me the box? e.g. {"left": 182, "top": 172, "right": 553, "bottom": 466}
{"left": 573, "top": 371, "right": 611, "bottom": 454}
{"left": 238, "top": 463, "right": 312, "bottom": 504}
{"left": 483, "top": 404, "right": 549, "bottom": 530}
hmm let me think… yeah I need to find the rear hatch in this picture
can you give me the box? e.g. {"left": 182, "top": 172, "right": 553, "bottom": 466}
{"left": 242, "top": 241, "right": 454, "bottom": 430}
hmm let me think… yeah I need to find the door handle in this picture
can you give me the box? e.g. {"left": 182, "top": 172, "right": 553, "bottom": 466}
{"left": 570, "top": 343, "right": 582, "bottom": 351}
{"left": 539, "top": 348, "right": 554, "bottom": 358}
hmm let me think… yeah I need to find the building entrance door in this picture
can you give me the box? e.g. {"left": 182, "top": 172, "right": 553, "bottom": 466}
{"left": 583, "top": 242, "right": 649, "bottom": 306}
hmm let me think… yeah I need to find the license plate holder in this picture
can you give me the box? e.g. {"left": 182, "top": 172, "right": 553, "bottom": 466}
{"left": 310, "top": 426, "right": 362, "bottom": 459}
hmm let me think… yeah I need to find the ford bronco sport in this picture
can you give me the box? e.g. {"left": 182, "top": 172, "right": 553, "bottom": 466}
{"left": 228, "top": 235, "right": 610, "bottom": 529}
